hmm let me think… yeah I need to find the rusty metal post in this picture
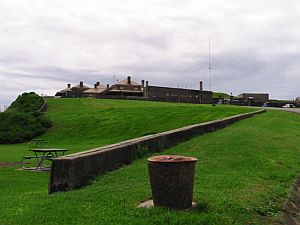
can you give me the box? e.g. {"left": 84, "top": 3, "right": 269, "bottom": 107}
{"left": 147, "top": 155, "right": 197, "bottom": 209}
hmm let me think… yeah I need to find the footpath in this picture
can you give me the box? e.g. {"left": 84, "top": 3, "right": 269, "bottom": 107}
{"left": 265, "top": 107, "right": 300, "bottom": 114}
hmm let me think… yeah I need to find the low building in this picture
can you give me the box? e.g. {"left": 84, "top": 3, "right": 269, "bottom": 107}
{"left": 107, "top": 76, "right": 144, "bottom": 96}
{"left": 146, "top": 85, "right": 212, "bottom": 104}
{"left": 55, "top": 84, "right": 72, "bottom": 97}
{"left": 55, "top": 81, "right": 90, "bottom": 98}
{"left": 55, "top": 77, "right": 213, "bottom": 104}
{"left": 237, "top": 93, "right": 269, "bottom": 106}
{"left": 82, "top": 82, "right": 107, "bottom": 98}
{"left": 70, "top": 82, "right": 90, "bottom": 98}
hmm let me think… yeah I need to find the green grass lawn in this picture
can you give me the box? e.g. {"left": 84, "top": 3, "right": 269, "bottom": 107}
{"left": 1, "top": 99, "right": 299, "bottom": 224}
{"left": 0, "top": 98, "right": 254, "bottom": 162}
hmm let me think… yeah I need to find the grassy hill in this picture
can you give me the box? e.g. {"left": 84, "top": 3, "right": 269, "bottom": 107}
{"left": 1, "top": 98, "right": 254, "bottom": 163}
{"left": 213, "top": 92, "right": 231, "bottom": 99}
{"left": 2, "top": 99, "right": 300, "bottom": 224}
{"left": 41, "top": 98, "right": 255, "bottom": 153}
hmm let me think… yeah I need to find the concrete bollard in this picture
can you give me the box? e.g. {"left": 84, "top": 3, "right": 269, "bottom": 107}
{"left": 147, "top": 155, "right": 197, "bottom": 209}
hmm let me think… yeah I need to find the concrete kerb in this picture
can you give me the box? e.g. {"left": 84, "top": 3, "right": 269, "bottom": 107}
{"left": 48, "top": 109, "right": 266, "bottom": 194}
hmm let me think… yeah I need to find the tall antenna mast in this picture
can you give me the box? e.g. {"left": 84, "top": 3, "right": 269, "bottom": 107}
{"left": 113, "top": 73, "right": 116, "bottom": 83}
{"left": 208, "top": 40, "right": 212, "bottom": 90}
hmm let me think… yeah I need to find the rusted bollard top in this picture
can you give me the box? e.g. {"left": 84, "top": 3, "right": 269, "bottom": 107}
{"left": 148, "top": 155, "right": 197, "bottom": 163}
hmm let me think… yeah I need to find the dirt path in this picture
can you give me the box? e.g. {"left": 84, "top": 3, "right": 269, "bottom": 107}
{"left": 280, "top": 108, "right": 300, "bottom": 114}
{"left": 0, "top": 162, "right": 21, "bottom": 167}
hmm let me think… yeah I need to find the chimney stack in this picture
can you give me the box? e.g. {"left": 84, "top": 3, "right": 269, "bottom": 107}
{"left": 141, "top": 80, "right": 145, "bottom": 87}
{"left": 107, "top": 84, "right": 109, "bottom": 89}
{"left": 96, "top": 82, "right": 100, "bottom": 86}
{"left": 80, "top": 81, "right": 83, "bottom": 87}
{"left": 127, "top": 76, "right": 131, "bottom": 84}
{"left": 199, "top": 81, "right": 203, "bottom": 91}
{"left": 94, "top": 84, "right": 97, "bottom": 89}
{"left": 144, "top": 81, "right": 149, "bottom": 97}
{"left": 67, "top": 84, "right": 71, "bottom": 88}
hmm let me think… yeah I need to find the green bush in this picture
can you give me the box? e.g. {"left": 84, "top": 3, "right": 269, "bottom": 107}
{"left": 0, "top": 92, "right": 51, "bottom": 144}
{"left": 7, "top": 92, "right": 44, "bottom": 113}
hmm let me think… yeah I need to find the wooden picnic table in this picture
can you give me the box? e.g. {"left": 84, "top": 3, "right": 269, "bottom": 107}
{"left": 21, "top": 148, "right": 69, "bottom": 170}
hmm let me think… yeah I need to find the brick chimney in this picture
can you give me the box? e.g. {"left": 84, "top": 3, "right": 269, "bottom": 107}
{"left": 127, "top": 76, "right": 131, "bottom": 84}
{"left": 67, "top": 84, "right": 71, "bottom": 88}
{"left": 199, "top": 81, "right": 203, "bottom": 91}
{"left": 141, "top": 80, "right": 145, "bottom": 87}
{"left": 94, "top": 84, "right": 97, "bottom": 89}
{"left": 80, "top": 81, "right": 83, "bottom": 87}
{"left": 107, "top": 84, "right": 109, "bottom": 89}
{"left": 96, "top": 82, "right": 100, "bottom": 86}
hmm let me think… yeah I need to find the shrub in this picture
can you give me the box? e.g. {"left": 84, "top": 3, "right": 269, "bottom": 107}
{"left": 7, "top": 92, "right": 44, "bottom": 113}
{"left": 0, "top": 92, "right": 52, "bottom": 144}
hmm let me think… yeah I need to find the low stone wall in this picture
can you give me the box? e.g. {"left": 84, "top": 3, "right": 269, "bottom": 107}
{"left": 49, "top": 109, "right": 265, "bottom": 194}
{"left": 38, "top": 97, "right": 48, "bottom": 112}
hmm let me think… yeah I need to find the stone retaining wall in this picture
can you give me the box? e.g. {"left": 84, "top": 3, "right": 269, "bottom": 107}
{"left": 49, "top": 109, "right": 265, "bottom": 194}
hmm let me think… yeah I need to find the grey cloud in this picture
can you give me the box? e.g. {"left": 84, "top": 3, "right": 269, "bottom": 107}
{"left": 0, "top": 0, "right": 299, "bottom": 106}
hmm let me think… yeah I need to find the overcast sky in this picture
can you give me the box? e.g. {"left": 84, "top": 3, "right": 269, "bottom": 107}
{"left": 0, "top": 0, "right": 299, "bottom": 107}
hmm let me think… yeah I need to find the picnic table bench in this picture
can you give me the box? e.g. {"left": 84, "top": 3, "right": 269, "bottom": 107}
{"left": 21, "top": 148, "right": 69, "bottom": 170}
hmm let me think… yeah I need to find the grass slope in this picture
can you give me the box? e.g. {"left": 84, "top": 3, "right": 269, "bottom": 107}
{"left": 0, "top": 98, "right": 254, "bottom": 162}
{"left": 0, "top": 110, "right": 299, "bottom": 224}
{"left": 1, "top": 99, "right": 299, "bottom": 224}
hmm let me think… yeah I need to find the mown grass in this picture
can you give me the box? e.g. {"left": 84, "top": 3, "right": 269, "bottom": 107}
{"left": 0, "top": 98, "right": 254, "bottom": 162}
{"left": 1, "top": 99, "right": 299, "bottom": 224}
